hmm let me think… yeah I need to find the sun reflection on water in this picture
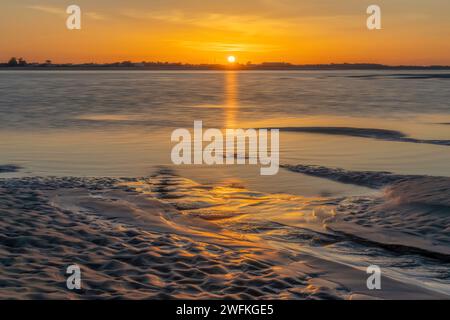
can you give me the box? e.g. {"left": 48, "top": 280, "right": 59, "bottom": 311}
{"left": 225, "top": 71, "right": 238, "bottom": 129}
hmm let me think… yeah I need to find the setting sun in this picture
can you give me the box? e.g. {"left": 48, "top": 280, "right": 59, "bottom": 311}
{"left": 227, "top": 56, "right": 236, "bottom": 63}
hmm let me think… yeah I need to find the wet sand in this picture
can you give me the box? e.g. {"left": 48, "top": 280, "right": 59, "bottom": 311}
{"left": 0, "top": 165, "right": 20, "bottom": 173}
{"left": 274, "top": 127, "right": 450, "bottom": 146}
{"left": 1, "top": 170, "right": 448, "bottom": 299}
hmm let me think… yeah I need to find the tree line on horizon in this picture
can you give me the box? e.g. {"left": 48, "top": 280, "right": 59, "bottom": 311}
{"left": 2, "top": 57, "right": 450, "bottom": 70}
{"left": 3, "top": 57, "right": 53, "bottom": 67}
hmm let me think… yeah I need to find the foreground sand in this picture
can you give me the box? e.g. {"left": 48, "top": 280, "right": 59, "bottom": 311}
{"left": 0, "top": 170, "right": 448, "bottom": 299}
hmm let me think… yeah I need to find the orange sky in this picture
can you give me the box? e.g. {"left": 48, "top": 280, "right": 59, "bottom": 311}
{"left": 1, "top": 0, "right": 450, "bottom": 65}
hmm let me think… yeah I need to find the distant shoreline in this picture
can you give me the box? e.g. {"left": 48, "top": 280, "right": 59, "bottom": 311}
{"left": 1, "top": 63, "right": 450, "bottom": 71}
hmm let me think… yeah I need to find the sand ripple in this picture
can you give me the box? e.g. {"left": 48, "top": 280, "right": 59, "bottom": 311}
{"left": 0, "top": 172, "right": 448, "bottom": 299}
{"left": 0, "top": 176, "right": 345, "bottom": 299}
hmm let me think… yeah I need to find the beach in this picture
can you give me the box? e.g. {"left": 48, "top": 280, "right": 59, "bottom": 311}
{"left": 0, "top": 70, "right": 449, "bottom": 299}
{"left": 0, "top": 167, "right": 448, "bottom": 299}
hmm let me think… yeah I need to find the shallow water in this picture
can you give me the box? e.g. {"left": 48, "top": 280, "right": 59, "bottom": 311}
{"left": 1, "top": 70, "right": 449, "bottom": 298}
{"left": 1, "top": 70, "right": 450, "bottom": 184}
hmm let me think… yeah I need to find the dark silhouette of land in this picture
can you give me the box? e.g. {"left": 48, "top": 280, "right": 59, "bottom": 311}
{"left": 1, "top": 58, "right": 450, "bottom": 70}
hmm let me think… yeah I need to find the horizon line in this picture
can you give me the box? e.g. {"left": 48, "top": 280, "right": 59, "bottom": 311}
{"left": 2, "top": 58, "right": 450, "bottom": 70}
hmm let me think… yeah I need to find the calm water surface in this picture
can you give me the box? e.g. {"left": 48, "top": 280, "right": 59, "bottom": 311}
{"left": 0, "top": 70, "right": 449, "bottom": 196}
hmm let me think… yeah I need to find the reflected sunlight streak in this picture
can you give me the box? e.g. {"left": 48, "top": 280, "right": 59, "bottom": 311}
{"left": 225, "top": 71, "right": 238, "bottom": 128}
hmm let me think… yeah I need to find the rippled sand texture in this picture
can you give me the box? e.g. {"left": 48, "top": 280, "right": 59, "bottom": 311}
{"left": 1, "top": 169, "right": 448, "bottom": 299}
{"left": 0, "top": 176, "right": 336, "bottom": 299}
{"left": 284, "top": 165, "right": 450, "bottom": 255}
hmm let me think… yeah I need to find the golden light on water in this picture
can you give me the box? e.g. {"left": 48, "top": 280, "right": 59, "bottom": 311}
{"left": 225, "top": 71, "right": 237, "bottom": 128}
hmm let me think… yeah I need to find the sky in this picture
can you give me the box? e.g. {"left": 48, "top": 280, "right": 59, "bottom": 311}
{"left": 1, "top": 0, "right": 450, "bottom": 65}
